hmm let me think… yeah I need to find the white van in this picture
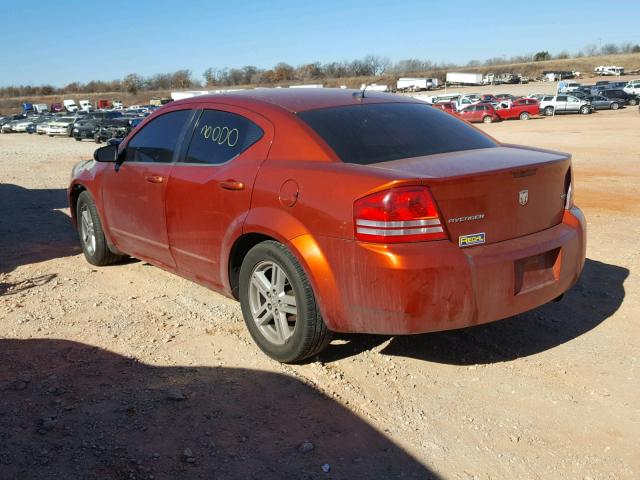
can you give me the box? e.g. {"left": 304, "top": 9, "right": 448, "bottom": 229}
{"left": 79, "top": 100, "right": 92, "bottom": 111}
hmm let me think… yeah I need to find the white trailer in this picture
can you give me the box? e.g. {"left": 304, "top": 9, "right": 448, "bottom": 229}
{"left": 396, "top": 77, "right": 438, "bottom": 91}
{"left": 289, "top": 84, "right": 323, "bottom": 88}
{"left": 446, "top": 72, "right": 483, "bottom": 85}
{"left": 360, "top": 83, "right": 389, "bottom": 92}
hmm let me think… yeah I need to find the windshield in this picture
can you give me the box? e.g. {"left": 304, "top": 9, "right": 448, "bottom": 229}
{"left": 298, "top": 102, "right": 496, "bottom": 165}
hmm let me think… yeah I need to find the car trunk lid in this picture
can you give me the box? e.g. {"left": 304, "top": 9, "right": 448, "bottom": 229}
{"left": 369, "top": 146, "right": 570, "bottom": 246}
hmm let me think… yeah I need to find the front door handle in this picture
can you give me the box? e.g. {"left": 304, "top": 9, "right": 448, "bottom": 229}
{"left": 220, "top": 179, "right": 245, "bottom": 191}
{"left": 145, "top": 175, "right": 164, "bottom": 184}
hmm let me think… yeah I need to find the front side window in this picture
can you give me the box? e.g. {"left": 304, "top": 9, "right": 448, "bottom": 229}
{"left": 298, "top": 102, "right": 496, "bottom": 165}
{"left": 125, "top": 110, "right": 192, "bottom": 163}
{"left": 183, "top": 110, "right": 264, "bottom": 165}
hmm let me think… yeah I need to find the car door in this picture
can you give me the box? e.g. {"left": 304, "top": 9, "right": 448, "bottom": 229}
{"left": 164, "top": 106, "right": 274, "bottom": 289}
{"left": 100, "top": 109, "right": 194, "bottom": 268}
{"left": 458, "top": 105, "right": 476, "bottom": 121}
{"left": 555, "top": 95, "right": 568, "bottom": 112}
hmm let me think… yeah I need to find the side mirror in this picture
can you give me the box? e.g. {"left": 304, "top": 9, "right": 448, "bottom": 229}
{"left": 93, "top": 144, "right": 118, "bottom": 163}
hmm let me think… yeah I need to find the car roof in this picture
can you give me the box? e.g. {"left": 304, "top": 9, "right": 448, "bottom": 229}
{"left": 170, "top": 88, "right": 418, "bottom": 114}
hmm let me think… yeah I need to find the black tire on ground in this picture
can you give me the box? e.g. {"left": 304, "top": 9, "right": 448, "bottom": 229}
{"left": 76, "top": 191, "right": 123, "bottom": 266}
{"left": 75, "top": 136, "right": 81, "bottom": 141}
{"left": 580, "top": 105, "right": 591, "bottom": 114}
{"left": 544, "top": 106, "right": 554, "bottom": 116}
{"left": 628, "top": 98, "right": 638, "bottom": 106}
{"left": 239, "top": 240, "right": 333, "bottom": 363}
{"left": 482, "top": 115, "right": 493, "bottom": 123}
{"left": 519, "top": 111, "right": 530, "bottom": 120}
{"left": 611, "top": 102, "right": 620, "bottom": 110}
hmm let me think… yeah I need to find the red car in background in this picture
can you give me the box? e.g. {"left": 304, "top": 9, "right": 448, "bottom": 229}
{"left": 68, "top": 89, "right": 586, "bottom": 363}
{"left": 495, "top": 98, "right": 541, "bottom": 120}
{"left": 432, "top": 101, "right": 456, "bottom": 113}
{"left": 456, "top": 103, "right": 501, "bottom": 123}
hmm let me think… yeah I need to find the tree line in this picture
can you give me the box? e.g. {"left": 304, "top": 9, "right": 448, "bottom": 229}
{"left": 2, "top": 41, "right": 639, "bottom": 98}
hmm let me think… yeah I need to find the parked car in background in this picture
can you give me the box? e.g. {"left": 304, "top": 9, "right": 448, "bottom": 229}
{"left": 599, "top": 89, "right": 638, "bottom": 106}
{"left": 456, "top": 103, "right": 501, "bottom": 123}
{"left": 79, "top": 100, "right": 93, "bottom": 112}
{"left": 432, "top": 102, "right": 456, "bottom": 113}
{"left": 50, "top": 103, "right": 64, "bottom": 113}
{"left": 73, "top": 118, "right": 100, "bottom": 141}
{"left": 93, "top": 118, "right": 137, "bottom": 143}
{"left": 623, "top": 79, "right": 640, "bottom": 95}
{"left": 587, "top": 95, "right": 623, "bottom": 110}
{"left": 539, "top": 95, "right": 593, "bottom": 115}
{"left": 560, "top": 82, "right": 582, "bottom": 93}
{"left": 495, "top": 93, "right": 516, "bottom": 101}
{"left": 112, "top": 100, "right": 124, "bottom": 110}
{"left": 45, "top": 116, "right": 77, "bottom": 136}
{"left": 494, "top": 98, "right": 540, "bottom": 120}
{"left": 13, "top": 118, "right": 36, "bottom": 132}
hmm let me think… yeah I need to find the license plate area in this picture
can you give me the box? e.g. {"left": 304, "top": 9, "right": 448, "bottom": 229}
{"left": 514, "top": 248, "right": 561, "bottom": 295}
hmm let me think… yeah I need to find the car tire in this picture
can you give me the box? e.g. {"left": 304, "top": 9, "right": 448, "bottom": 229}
{"left": 544, "top": 106, "right": 554, "bottom": 116}
{"left": 611, "top": 102, "right": 620, "bottom": 110}
{"left": 75, "top": 136, "right": 81, "bottom": 141}
{"left": 76, "top": 191, "right": 123, "bottom": 266}
{"left": 239, "top": 240, "right": 333, "bottom": 363}
{"left": 628, "top": 98, "right": 638, "bottom": 106}
{"left": 482, "top": 115, "right": 493, "bottom": 123}
{"left": 580, "top": 105, "right": 591, "bottom": 114}
{"left": 519, "top": 112, "right": 530, "bottom": 120}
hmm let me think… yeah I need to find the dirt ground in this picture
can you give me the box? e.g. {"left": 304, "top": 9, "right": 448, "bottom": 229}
{"left": 0, "top": 106, "right": 638, "bottom": 480}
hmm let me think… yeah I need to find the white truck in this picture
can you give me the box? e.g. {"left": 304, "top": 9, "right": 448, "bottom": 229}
{"left": 396, "top": 77, "right": 439, "bottom": 91}
{"left": 63, "top": 99, "right": 79, "bottom": 112}
{"left": 446, "top": 72, "right": 483, "bottom": 85}
{"left": 33, "top": 103, "right": 49, "bottom": 113}
{"left": 79, "top": 100, "right": 92, "bottom": 111}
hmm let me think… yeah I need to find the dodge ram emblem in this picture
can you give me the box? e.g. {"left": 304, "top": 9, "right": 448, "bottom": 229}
{"left": 519, "top": 189, "right": 529, "bottom": 206}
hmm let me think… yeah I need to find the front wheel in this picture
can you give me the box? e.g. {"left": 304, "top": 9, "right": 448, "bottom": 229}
{"left": 76, "top": 191, "right": 123, "bottom": 266}
{"left": 239, "top": 241, "right": 333, "bottom": 363}
{"left": 519, "top": 111, "right": 530, "bottom": 120}
{"left": 580, "top": 105, "right": 591, "bottom": 114}
{"left": 544, "top": 106, "right": 554, "bottom": 116}
{"left": 611, "top": 102, "right": 620, "bottom": 110}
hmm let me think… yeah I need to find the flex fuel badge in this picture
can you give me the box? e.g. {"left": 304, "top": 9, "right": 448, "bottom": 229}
{"left": 459, "top": 232, "right": 486, "bottom": 247}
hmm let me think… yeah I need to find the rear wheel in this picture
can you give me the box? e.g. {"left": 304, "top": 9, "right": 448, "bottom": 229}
{"left": 519, "top": 111, "right": 530, "bottom": 120}
{"left": 544, "top": 106, "right": 554, "bottom": 116}
{"left": 239, "top": 241, "right": 333, "bottom": 363}
{"left": 628, "top": 98, "right": 638, "bottom": 106}
{"left": 76, "top": 191, "right": 123, "bottom": 266}
{"left": 74, "top": 136, "right": 81, "bottom": 141}
{"left": 482, "top": 115, "right": 493, "bottom": 123}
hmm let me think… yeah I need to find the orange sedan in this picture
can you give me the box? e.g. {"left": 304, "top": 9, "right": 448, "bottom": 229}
{"left": 68, "top": 89, "right": 586, "bottom": 362}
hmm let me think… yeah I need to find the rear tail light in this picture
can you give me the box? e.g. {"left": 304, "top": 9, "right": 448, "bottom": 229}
{"left": 354, "top": 186, "right": 448, "bottom": 243}
{"left": 564, "top": 168, "right": 574, "bottom": 209}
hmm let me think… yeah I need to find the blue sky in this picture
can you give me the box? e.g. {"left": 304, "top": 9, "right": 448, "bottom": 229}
{"left": 1, "top": 0, "right": 638, "bottom": 87}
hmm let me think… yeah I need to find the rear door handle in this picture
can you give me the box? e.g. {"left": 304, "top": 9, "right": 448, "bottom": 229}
{"left": 220, "top": 179, "right": 245, "bottom": 191}
{"left": 145, "top": 175, "right": 164, "bottom": 184}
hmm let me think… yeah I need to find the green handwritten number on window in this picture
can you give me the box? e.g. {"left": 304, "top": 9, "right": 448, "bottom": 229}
{"left": 199, "top": 124, "right": 241, "bottom": 147}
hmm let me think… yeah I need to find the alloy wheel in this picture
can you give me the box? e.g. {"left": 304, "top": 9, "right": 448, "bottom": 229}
{"left": 80, "top": 206, "right": 96, "bottom": 256}
{"left": 248, "top": 260, "right": 298, "bottom": 346}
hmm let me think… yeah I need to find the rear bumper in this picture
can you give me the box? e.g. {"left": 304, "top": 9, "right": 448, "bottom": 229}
{"left": 312, "top": 207, "right": 586, "bottom": 334}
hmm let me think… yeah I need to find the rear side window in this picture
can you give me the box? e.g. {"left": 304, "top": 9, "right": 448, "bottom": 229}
{"left": 184, "top": 110, "right": 263, "bottom": 165}
{"left": 298, "top": 103, "right": 496, "bottom": 165}
{"left": 125, "top": 110, "right": 191, "bottom": 163}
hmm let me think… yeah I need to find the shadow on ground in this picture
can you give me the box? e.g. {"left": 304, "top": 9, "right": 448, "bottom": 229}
{"left": 320, "top": 258, "right": 627, "bottom": 365}
{"left": 0, "top": 339, "right": 437, "bottom": 480}
{"left": 0, "top": 184, "right": 81, "bottom": 275}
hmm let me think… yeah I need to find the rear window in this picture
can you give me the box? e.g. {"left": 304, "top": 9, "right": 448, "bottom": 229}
{"left": 298, "top": 103, "right": 496, "bottom": 165}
